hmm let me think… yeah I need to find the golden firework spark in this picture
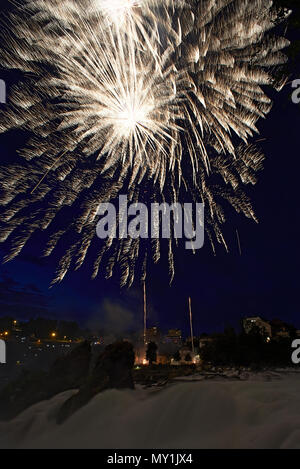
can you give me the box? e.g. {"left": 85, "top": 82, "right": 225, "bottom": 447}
{"left": 0, "top": 0, "right": 290, "bottom": 286}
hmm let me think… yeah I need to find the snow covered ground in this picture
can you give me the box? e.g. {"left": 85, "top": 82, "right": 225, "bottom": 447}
{"left": 1, "top": 371, "right": 300, "bottom": 449}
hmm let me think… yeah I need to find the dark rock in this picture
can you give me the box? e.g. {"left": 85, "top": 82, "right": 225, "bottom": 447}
{"left": 48, "top": 340, "right": 91, "bottom": 391}
{"left": 56, "top": 341, "right": 135, "bottom": 424}
{"left": 0, "top": 369, "right": 48, "bottom": 421}
{"left": 94, "top": 340, "right": 135, "bottom": 389}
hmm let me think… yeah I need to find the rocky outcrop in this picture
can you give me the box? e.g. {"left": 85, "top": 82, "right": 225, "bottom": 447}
{"left": 48, "top": 340, "right": 91, "bottom": 392}
{"left": 94, "top": 340, "right": 135, "bottom": 389}
{"left": 56, "top": 341, "right": 135, "bottom": 424}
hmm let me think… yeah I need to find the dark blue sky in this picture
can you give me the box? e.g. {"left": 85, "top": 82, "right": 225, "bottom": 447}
{"left": 0, "top": 6, "right": 299, "bottom": 337}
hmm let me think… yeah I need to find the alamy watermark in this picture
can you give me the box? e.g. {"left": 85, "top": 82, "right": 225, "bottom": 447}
{"left": 291, "top": 339, "right": 300, "bottom": 364}
{"left": 291, "top": 79, "right": 300, "bottom": 104}
{"left": 96, "top": 196, "right": 204, "bottom": 250}
{"left": 0, "top": 79, "right": 6, "bottom": 104}
{"left": 0, "top": 339, "right": 6, "bottom": 364}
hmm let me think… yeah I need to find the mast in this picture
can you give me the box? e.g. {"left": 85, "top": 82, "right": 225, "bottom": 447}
{"left": 188, "top": 296, "right": 195, "bottom": 355}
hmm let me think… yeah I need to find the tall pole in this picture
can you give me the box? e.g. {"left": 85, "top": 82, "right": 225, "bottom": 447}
{"left": 236, "top": 229, "right": 242, "bottom": 256}
{"left": 143, "top": 281, "right": 147, "bottom": 345}
{"left": 188, "top": 296, "right": 195, "bottom": 355}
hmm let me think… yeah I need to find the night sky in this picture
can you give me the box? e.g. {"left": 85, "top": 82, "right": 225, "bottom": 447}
{"left": 0, "top": 5, "right": 299, "bottom": 337}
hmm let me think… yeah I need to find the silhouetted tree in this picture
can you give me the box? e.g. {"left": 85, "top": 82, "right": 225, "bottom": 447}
{"left": 146, "top": 341, "right": 157, "bottom": 365}
{"left": 201, "top": 325, "right": 293, "bottom": 369}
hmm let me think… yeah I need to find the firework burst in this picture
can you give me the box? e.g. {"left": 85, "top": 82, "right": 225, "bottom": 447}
{"left": 0, "top": 0, "right": 289, "bottom": 286}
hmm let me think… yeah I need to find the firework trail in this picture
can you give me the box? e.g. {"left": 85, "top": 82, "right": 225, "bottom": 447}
{"left": 0, "top": 0, "right": 290, "bottom": 286}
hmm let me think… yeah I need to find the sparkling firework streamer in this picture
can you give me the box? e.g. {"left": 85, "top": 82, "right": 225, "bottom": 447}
{"left": 0, "top": 0, "right": 290, "bottom": 286}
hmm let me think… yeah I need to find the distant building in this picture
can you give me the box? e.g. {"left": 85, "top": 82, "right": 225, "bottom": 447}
{"left": 270, "top": 319, "right": 292, "bottom": 339}
{"left": 243, "top": 317, "right": 272, "bottom": 338}
{"left": 171, "top": 346, "right": 200, "bottom": 365}
{"left": 199, "top": 336, "right": 214, "bottom": 349}
{"left": 156, "top": 354, "right": 170, "bottom": 365}
{"left": 145, "top": 327, "right": 161, "bottom": 344}
{"left": 165, "top": 329, "right": 182, "bottom": 345}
